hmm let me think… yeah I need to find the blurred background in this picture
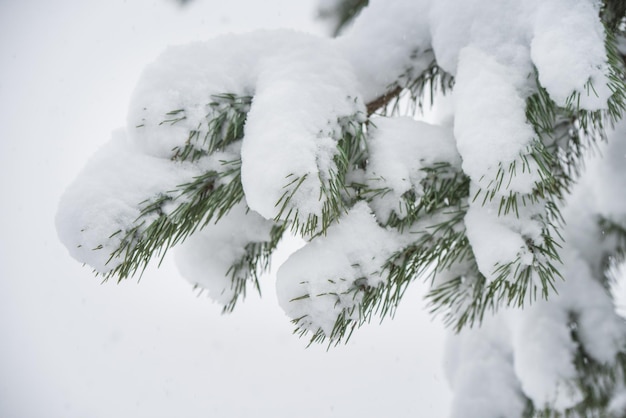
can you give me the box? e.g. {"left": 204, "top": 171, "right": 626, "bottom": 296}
{"left": 0, "top": 1, "right": 450, "bottom": 416}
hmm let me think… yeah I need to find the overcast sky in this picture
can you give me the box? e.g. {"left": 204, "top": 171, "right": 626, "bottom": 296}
{"left": 0, "top": 1, "right": 451, "bottom": 417}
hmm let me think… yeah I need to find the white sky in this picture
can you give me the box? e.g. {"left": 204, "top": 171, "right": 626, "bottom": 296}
{"left": 0, "top": 1, "right": 451, "bottom": 417}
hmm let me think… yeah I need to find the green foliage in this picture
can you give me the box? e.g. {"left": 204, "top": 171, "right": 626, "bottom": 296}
{"left": 388, "top": 60, "right": 455, "bottom": 117}
{"left": 105, "top": 159, "right": 244, "bottom": 281}
{"left": 276, "top": 112, "right": 367, "bottom": 236}
{"left": 103, "top": 93, "right": 253, "bottom": 280}
{"left": 279, "top": 21, "right": 626, "bottom": 345}
{"left": 170, "top": 93, "right": 252, "bottom": 162}
{"left": 373, "top": 162, "right": 468, "bottom": 231}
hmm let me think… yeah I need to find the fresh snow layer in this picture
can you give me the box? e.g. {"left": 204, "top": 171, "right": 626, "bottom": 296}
{"left": 61, "top": 0, "right": 615, "bottom": 279}
{"left": 453, "top": 45, "right": 539, "bottom": 195}
{"left": 241, "top": 33, "right": 364, "bottom": 221}
{"left": 365, "top": 117, "right": 460, "bottom": 222}
{"left": 445, "top": 314, "right": 529, "bottom": 418}
{"left": 56, "top": 130, "right": 208, "bottom": 273}
{"left": 531, "top": 0, "right": 610, "bottom": 109}
{"left": 464, "top": 204, "right": 530, "bottom": 282}
{"left": 175, "top": 202, "right": 275, "bottom": 305}
{"left": 276, "top": 202, "right": 405, "bottom": 335}
{"left": 128, "top": 30, "right": 364, "bottom": 224}
{"left": 345, "top": 0, "right": 611, "bottom": 195}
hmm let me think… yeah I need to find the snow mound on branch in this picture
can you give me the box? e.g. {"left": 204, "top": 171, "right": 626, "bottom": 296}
{"left": 242, "top": 34, "right": 364, "bottom": 222}
{"left": 531, "top": 0, "right": 610, "bottom": 109}
{"left": 56, "top": 130, "right": 207, "bottom": 273}
{"left": 446, "top": 247, "right": 626, "bottom": 414}
{"left": 427, "top": 0, "right": 609, "bottom": 108}
{"left": 337, "top": 0, "right": 433, "bottom": 102}
{"left": 56, "top": 4, "right": 626, "bottom": 414}
{"left": 175, "top": 202, "right": 275, "bottom": 305}
{"left": 445, "top": 120, "right": 626, "bottom": 416}
{"left": 128, "top": 30, "right": 365, "bottom": 225}
{"left": 340, "top": 0, "right": 613, "bottom": 290}
{"left": 365, "top": 117, "right": 460, "bottom": 222}
{"left": 276, "top": 202, "right": 404, "bottom": 335}
{"left": 445, "top": 314, "right": 529, "bottom": 418}
{"left": 58, "top": 29, "right": 368, "bottom": 280}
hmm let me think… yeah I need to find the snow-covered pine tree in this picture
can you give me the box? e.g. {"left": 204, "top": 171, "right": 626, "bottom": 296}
{"left": 57, "top": 0, "right": 626, "bottom": 416}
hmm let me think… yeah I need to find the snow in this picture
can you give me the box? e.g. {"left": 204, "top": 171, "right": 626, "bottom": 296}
{"left": 60, "top": 0, "right": 617, "bottom": 284}
{"left": 510, "top": 298, "right": 583, "bottom": 410}
{"left": 175, "top": 202, "right": 275, "bottom": 305}
{"left": 242, "top": 32, "right": 364, "bottom": 222}
{"left": 428, "top": 0, "right": 610, "bottom": 111}
{"left": 276, "top": 202, "right": 404, "bottom": 335}
{"left": 445, "top": 315, "right": 528, "bottom": 418}
{"left": 445, "top": 118, "right": 626, "bottom": 416}
{"left": 609, "top": 390, "right": 626, "bottom": 416}
{"left": 463, "top": 203, "right": 530, "bottom": 282}
{"left": 127, "top": 36, "right": 257, "bottom": 158}
{"left": 453, "top": 45, "right": 539, "bottom": 195}
{"left": 531, "top": 0, "right": 611, "bottom": 109}
{"left": 365, "top": 116, "right": 459, "bottom": 222}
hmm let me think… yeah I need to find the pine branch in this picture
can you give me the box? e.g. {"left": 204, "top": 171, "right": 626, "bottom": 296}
{"left": 365, "top": 161, "right": 469, "bottom": 230}
{"left": 169, "top": 93, "right": 252, "bottom": 162}
{"left": 100, "top": 93, "right": 253, "bottom": 281}
{"left": 366, "top": 60, "right": 455, "bottom": 117}
{"left": 220, "top": 223, "right": 286, "bottom": 313}
{"left": 427, "top": 263, "right": 493, "bottom": 332}
{"left": 530, "top": 313, "right": 626, "bottom": 417}
{"left": 290, "top": 161, "right": 471, "bottom": 344}
{"left": 104, "top": 159, "right": 244, "bottom": 281}
{"left": 366, "top": 86, "right": 402, "bottom": 116}
{"left": 277, "top": 112, "right": 368, "bottom": 236}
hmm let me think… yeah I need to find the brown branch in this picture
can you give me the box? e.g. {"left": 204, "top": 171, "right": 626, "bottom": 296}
{"left": 366, "top": 86, "right": 403, "bottom": 116}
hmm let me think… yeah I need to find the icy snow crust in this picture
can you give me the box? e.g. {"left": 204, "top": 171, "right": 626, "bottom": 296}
{"left": 56, "top": 0, "right": 624, "bottom": 415}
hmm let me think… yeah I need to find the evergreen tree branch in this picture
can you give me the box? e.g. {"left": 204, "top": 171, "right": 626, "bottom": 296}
{"left": 217, "top": 223, "right": 286, "bottom": 313}
{"left": 530, "top": 313, "right": 626, "bottom": 417}
{"left": 366, "top": 86, "right": 402, "bottom": 116}
{"left": 100, "top": 93, "right": 253, "bottom": 281}
{"left": 104, "top": 159, "right": 244, "bottom": 281}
